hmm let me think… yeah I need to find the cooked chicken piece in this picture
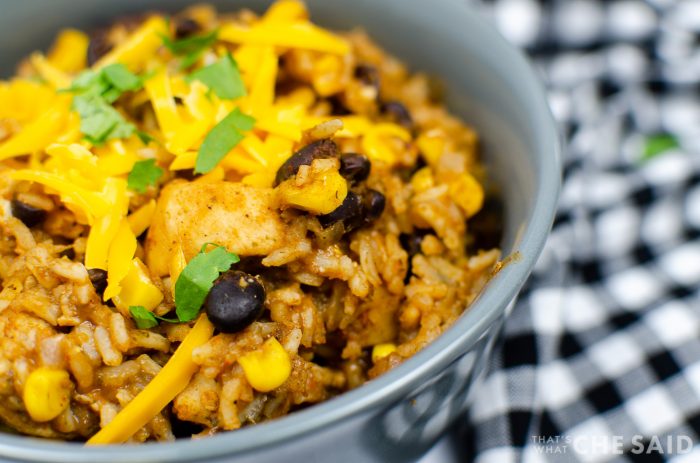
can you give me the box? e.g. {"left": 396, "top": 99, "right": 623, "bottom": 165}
{"left": 146, "top": 182, "right": 285, "bottom": 276}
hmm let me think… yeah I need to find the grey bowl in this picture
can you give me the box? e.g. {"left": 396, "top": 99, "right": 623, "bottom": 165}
{"left": 0, "top": 0, "right": 560, "bottom": 461}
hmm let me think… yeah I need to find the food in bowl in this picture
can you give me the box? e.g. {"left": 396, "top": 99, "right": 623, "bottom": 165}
{"left": 0, "top": 0, "right": 500, "bottom": 443}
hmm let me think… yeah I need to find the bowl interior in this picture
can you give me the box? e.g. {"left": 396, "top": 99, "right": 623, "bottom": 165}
{"left": 0, "top": 1, "right": 560, "bottom": 461}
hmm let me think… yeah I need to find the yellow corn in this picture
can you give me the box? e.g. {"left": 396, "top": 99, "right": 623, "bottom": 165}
{"left": 311, "top": 54, "right": 346, "bottom": 97}
{"left": 277, "top": 166, "right": 347, "bottom": 214}
{"left": 113, "top": 258, "right": 163, "bottom": 313}
{"left": 449, "top": 172, "right": 484, "bottom": 218}
{"left": 416, "top": 133, "right": 445, "bottom": 166}
{"left": 239, "top": 338, "right": 292, "bottom": 392}
{"left": 371, "top": 343, "right": 397, "bottom": 363}
{"left": 23, "top": 368, "right": 72, "bottom": 422}
{"left": 361, "top": 123, "right": 411, "bottom": 165}
{"left": 411, "top": 167, "right": 434, "bottom": 193}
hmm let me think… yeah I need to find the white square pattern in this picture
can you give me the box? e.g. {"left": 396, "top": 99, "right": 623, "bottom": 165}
{"left": 538, "top": 360, "right": 583, "bottom": 409}
{"left": 606, "top": 267, "right": 663, "bottom": 310}
{"left": 625, "top": 387, "right": 683, "bottom": 436}
{"left": 588, "top": 333, "right": 644, "bottom": 378}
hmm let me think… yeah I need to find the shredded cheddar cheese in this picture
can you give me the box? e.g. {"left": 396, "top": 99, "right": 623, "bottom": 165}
{"left": 0, "top": 0, "right": 416, "bottom": 311}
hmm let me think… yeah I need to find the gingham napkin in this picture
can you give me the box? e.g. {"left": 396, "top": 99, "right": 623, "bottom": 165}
{"left": 459, "top": 1, "right": 700, "bottom": 462}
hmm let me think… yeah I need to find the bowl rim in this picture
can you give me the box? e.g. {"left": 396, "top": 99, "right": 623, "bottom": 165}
{"left": 0, "top": 2, "right": 561, "bottom": 462}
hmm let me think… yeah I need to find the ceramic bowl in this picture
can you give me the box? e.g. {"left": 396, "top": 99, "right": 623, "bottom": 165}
{"left": 0, "top": 1, "right": 560, "bottom": 461}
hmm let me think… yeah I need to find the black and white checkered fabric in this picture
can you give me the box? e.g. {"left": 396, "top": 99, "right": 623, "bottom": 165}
{"left": 459, "top": 1, "right": 700, "bottom": 462}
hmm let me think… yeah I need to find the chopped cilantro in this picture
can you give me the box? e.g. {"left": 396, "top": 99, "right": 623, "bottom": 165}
{"left": 642, "top": 134, "right": 680, "bottom": 161}
{"left": 73, "top": 94, "right": 136, "bottom": 145}
{"left": 174, "top": 244, "right": 240, "bottom": 322}
{"left": 136, "top": 130, "right": 157, "bottom": 146}
{"left": 65, "top": 65, "right": 146, "bottom": 145}
{"left": 129, "top": 306, "right": 177, "bottom": 329}
{"left": 129, "top": 306, "right": 159, "bottom": 329}
{"left": 195, "top": 108, "right": 255, "bottom": 174}
{"left": 162, "top": 29, "right": 218, "bottom": 69}
{"left": 187, "top": 53, "right": 246, "bottom": 100}
{"left": 102, "top": 63, "right": 143, "bottom": 92}
{"left": 127, "top": 159, "right": 164, "bottom": 193}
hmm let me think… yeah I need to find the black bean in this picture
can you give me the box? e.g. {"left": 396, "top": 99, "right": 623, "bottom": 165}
{"left": 466, "top": 195, "right": 504, "bottom": 254}
{"left": 174, "top": 18, "right": 200, "bottom": 39}
{"left": 88, "top": 268, "right": 108, "bottom": 296}
{"left": 59, "top": 247, "right": 76, "bottom": 260}
{"left": 362, "top": 189, "right": 386, "bottom": 223}
{"left": 339, "top": 153, "right": 371, "bottom": 184}
{"left": 10, "top": 199, "right": 46, "bottom": 227}
{"left": 317, "top": 191, "right": 363, "bottom": 231}
{"left": 87, "top": 29, "right": 113, "bottom": 67}
{"left": 399, "top": 229, "right": 431, "bottom": 283}
{"left": 274, "top": 139, "right": 340, "bottom": 186}
{"left": 328, "top": 96, "right": 352, "bottom": 116}
{"left": 205, "top": 271, "right": 266, "bottom": 333}
{"left": 354, "top": 64, "right": 380, "bottom": 91}
{"left": 399, "top": 232, "right": 424, "bottom": 258}
{"left": 381, "top": 101, "right": 414, "bottom": 130}
{"left": 170, "top": 412, "right": 204, "bottom": 439}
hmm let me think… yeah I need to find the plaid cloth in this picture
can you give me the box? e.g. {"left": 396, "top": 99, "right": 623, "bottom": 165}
{"left": 453, "top": 0, "right": 700, "bottom": 462}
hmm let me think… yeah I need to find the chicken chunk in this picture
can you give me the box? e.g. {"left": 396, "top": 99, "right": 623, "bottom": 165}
{"left": 146, "top": 182, "right": 285, "bottom": 276}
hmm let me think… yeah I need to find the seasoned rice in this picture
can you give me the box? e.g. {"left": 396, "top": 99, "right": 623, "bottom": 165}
{"left": 0, "top": 0, "right": 500, "bottom": 443}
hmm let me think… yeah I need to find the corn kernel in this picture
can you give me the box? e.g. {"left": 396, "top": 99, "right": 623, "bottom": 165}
{"left": 372, "top": 343, "right": 397, "bottom": 363}
{"left": 416, "top": 133, "right": 445, "bottom": 166}
{"left": 23, "top": 367, "right": 72, "bottom": 422}
{"left": 312, "top": 55, "right": 346, "bottom": 96}
{"left": 238, "top": 338, "right": 291, "bottom": 392}
{"left": 411, "top": 167, "right": 434, "bottom": 193}
{"left": 113, "top": 258, "right": 163, "bottom": 313}
{"left": 278, "top": 164, "right": 348, "bottom": 214}
{"left": 449, "top": 172, "right": 484, "bottom": 218}
{"left": 361, "top": 123, "right": 411, "bottom": 165}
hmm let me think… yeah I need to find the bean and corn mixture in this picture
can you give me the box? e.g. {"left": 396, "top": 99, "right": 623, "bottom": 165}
{"left": 0, "top": 0, "right": 500, "bottom": 443}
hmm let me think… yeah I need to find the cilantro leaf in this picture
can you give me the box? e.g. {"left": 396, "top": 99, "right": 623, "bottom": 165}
{"left": 129, "top": 306, "right": 178, "bottom": 329}
{"left": 162, "top": 30, "right": 218, "bottom": 69}
{"left": 196, "top": 108, "right": 255, "bottom": 174}
{"left": 187, "top": 53, "right": 246, "bottom": 100}
{"left": 129, "top": 306, "right": 159, "bottom": 329}
{"left": 62, "top": 69, "right": 105, "bottom": 94}
{"left": 128, "top": 159, "right": 164, "bottom": 193}
{"left": 102, "top": 63, "right": 143, "bottom": 92}
{"left": 66, "top": 65, "right": 145, "bottom": 144}
{"left": 73, "top": 95, "right": 135, "bottom": 145}
{"left": 642, "top": 134, "right": 679, "bottom": 161}
{"left": 174, "top": 245, "right": 240, "bottom": 322}
{"left": 136, "top": 130, "right": 157, "bottom": 145}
